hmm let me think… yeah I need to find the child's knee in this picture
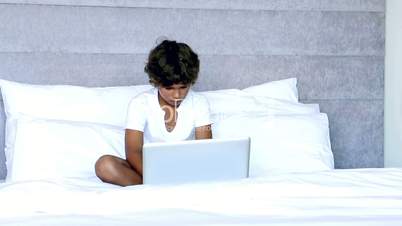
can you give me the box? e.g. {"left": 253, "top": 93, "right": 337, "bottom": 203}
{"left": 95, "top": 155, "right": 115, "bottom": 179}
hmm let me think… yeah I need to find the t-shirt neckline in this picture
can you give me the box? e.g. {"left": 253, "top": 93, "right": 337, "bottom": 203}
{"left": 153, "top": 88, "right": 191, "bottom": 134}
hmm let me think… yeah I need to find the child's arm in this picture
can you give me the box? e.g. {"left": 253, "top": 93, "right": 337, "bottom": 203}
{"left": 195, "top": 124, "right": 212, "bottom": 140}
{"left": 125, "top": 129, "right": 144, "bottom": 176}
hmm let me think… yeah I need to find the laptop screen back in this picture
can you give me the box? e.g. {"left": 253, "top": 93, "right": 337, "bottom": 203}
{"left": 142, "top": 137, "right": 250, "bottom": 185}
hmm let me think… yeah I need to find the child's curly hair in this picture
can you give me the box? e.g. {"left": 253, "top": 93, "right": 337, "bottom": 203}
{"left": 144, "top": 40, "right": 200, "bottom": 87}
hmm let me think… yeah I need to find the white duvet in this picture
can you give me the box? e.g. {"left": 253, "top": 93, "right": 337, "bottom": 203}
{"left": 1, "top": 168, "right": 402, "bottom": 226}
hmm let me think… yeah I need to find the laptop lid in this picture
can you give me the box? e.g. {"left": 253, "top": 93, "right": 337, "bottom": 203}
{"left": 142, "top": 137, "right": 250, "bottom": 185}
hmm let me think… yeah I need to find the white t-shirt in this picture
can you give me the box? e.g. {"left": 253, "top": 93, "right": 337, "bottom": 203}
{"left": 125, "top": 88, "right": 211, "bottom": 143}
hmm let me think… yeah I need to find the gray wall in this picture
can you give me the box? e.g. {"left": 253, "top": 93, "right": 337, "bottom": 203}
{"left": 0, "top": 0, "right": 385, "bottom": 179}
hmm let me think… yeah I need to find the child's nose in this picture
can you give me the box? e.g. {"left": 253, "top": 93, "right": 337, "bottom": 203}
{"left": 173, "top": 90, "right": 180, "bottom": 99}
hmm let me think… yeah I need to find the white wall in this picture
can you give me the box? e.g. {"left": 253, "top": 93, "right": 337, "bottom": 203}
{"left": 385, "top": 0, "right": 402, "bottom": 167}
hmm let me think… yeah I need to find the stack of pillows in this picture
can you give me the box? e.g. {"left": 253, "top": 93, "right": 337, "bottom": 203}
{"left": 0, "top": 78, "right": 334, "bottom": 182}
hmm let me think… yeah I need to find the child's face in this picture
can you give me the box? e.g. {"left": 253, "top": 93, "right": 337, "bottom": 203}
{"left": 158, "top": 83, "right": 190, "bottom": 107}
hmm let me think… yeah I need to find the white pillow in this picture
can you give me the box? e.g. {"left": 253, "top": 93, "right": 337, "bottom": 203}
{"left": 7, "top": 117, "right": 125, "bottom": 182}
{"left": 200, "top": 89, "right": 319, "bottom": 123}
{"left": 242, "top": 78, "right": 298, "bottom": 102}
{"left": 0, "top": 79, "right": 152, "bottom": 180}
{"left": 0, "top": 79, "right": 152, "bottom": 127}
{"left": 212, "top": 113, "right": 334, "bottom": 176}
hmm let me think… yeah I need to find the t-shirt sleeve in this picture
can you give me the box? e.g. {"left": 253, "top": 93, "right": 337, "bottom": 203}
{"left": 194, "top": 93, "right": 212, "bottom": 127}
{"left": 125, "top": 95, "right": 148, "bottom": 131}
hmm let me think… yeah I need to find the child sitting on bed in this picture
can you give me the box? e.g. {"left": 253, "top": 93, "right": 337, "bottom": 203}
{"left": 95, "top": 40, "right": 212, "bottom": 186}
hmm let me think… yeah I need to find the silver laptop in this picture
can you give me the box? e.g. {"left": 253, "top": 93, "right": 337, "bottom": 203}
{"left": 142, "top": 137, "right": 250, "bottom": 185}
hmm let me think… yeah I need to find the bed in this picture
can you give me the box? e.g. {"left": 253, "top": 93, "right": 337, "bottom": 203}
{"left": 0, "top": 168, "right": 402, "bottom": 226}
{"left": 0, "top": 0, "right": 396, "bottom": 225}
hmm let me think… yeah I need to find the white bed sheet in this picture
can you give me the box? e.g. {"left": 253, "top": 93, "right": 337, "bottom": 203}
{"left": 1, "top": 168, "right": 402, "bottom": 226}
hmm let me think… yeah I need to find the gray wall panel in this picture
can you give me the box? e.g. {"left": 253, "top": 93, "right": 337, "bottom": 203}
{"left": 197, "top": 55, "right": 384, "bottom": 100}
{"left": 0, "top": 4, "right": 384, "bottom": 55}
{"left": 0, "top": 53, "right": 384, "bottom": 100}
{"left": 0, "top": 53, "right": 149, "bottom": 87}
{"left": 0, "top": 0, "right": 385, "bottom": 12}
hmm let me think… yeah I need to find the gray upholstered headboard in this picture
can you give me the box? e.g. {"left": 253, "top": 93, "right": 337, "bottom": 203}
{"left": 0, "top": 0, "right": 384, "bottom": 179}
